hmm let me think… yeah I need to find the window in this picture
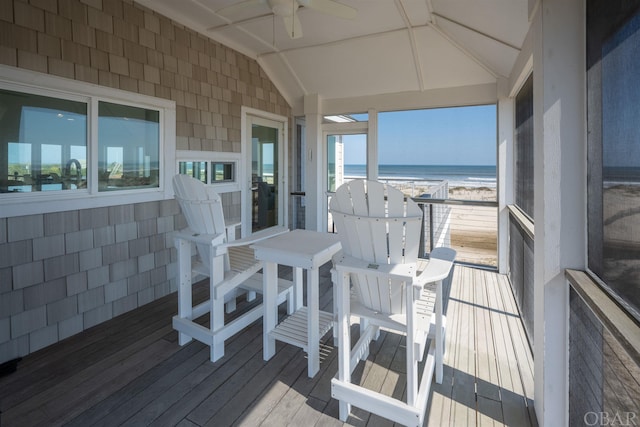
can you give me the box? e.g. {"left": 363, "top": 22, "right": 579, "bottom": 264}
{"left": 176, "top": 151, "right": 240, "bottom": 193}
{"left": 1, "top": 89, "right": 88, "bottom": 193}
{"left": 515, "top": 74, "right": 534, "bottom": 219}
{"left": 178, "top": 161, "right": 208, "bottom": 183}
{"left": 0, "top": 65, "right": 175, "bottom": 217}
{"left": 98, "top": 102, "right": 160, "bottom": 191}
{"left": 509, "top": 74, "right": 535, "bottom": 347}
{"left": 587, "top": 0, "right": 640, "bottom": 322}
{"left": 212, "top": 162, "right": 234, "bottom": 182}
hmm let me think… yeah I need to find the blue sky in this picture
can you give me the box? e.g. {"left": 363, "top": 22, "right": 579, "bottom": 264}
{"left": 343, "top": 105, "right": 497, "bottom": 166}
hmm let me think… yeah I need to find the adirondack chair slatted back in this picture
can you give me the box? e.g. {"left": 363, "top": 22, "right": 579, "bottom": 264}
{"left": 173, "top": 174, "right": 227, "bottom": 269}
{"left": 330, "top": 180, "right": 423, "bottom": 314}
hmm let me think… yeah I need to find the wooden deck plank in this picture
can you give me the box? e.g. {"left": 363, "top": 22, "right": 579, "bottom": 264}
{"left": 495, "top": 273, "right": 535, "bottom": 403}
{"left": 3, "top": 325, "right": 179, "bottom": 426}
{"left": 484, "top": 271, "right": 533, "bottom": 427}
{"left": 0, "top": 264, "right": 536, "bottom": 427}
{"left": 147, "top": 326, "right": 267, "bottom": 427}
{"left": 101, "top": 323, "right": 263, "bottom": 426}
{"left": 0, "top": 294, "right": 180, "bottom": 410}
{"left": 450, "top": 266, "right": 478, "bottom": 427}
{"left": 234, "top": 349, "right": 313, "bottom": 426}
{"left": 474, "top": 270, "right": 501, "bottom": 402}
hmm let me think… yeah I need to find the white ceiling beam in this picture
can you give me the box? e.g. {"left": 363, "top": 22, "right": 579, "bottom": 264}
{"left": 260, "top": 26, "right": 416, "bottom": 56}
{"left": 432, "top": 12, "right": 521, "bottom": 51}
{"left": 191, "top": 0, "right": 279, "bottom": 55}
{"left": 395, "top": 0, "right": 425, "bottom": 92}
{"left": 425, "top": 0, "right": 436, "bottom": 24}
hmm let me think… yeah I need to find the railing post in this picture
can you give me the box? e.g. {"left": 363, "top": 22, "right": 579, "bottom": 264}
{"left": 419, "top": 203, "right": 426, "bottom": 257}
{"left": 429, "top": 204, "right": 434, "bottom": 252}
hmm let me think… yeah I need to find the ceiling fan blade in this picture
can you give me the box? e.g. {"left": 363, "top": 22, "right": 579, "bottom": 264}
{"left": 282, "top": 13, "right": 303, "bottom": 39}
{"left": 216, "top": 0, "right": 266, "bottom": 17}
{"left": 298, "top": 0, "right": 356, "bottom": 20}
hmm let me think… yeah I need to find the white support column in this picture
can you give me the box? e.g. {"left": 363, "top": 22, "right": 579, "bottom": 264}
{"left": 304, "top": 94, "right": 323, "bottom": 231}
{"left": 533, "top": 0, "right": 586, "bottom": 425}
{"left": 367, "top": 109, "right": 378, "bottom": 181}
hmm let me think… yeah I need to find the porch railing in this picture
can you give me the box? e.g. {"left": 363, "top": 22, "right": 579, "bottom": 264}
{"left": 314, "top": 178, "right": 499, "bottom": 268}
{"left": 412, "top": 197, "right": 498, "bottom": 268}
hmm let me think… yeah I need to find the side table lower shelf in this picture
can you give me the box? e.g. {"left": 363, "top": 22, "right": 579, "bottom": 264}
{"left": 269, "top": 307, "right": 334, "bottom": 352}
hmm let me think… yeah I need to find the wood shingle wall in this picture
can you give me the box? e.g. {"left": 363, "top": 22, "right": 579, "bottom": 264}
{"left": 0, "top": 0, "right": 292, "bottom": 364}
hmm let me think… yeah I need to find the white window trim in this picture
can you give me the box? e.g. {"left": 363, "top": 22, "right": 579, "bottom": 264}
{"left": 0, "top": 65, "right": 176, "bottom": 218}
{"left": 175, "top": 150, "right": 242, "bottom": 193}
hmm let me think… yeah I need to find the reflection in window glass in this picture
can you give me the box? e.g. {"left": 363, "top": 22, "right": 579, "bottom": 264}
{"left": 98, "top": 101, "right": 160, "bottom": 191}
{"left": 178, "top": 161, "right": 207, "bottom": 183}
{"left": 602, "top": 8, "right": 640, "bottom": 315}
{"left": 0, "top": 89, "right": 87, "bottom": 193}
{"left": 212, "top": 162, "right": 234, "bottom": 182}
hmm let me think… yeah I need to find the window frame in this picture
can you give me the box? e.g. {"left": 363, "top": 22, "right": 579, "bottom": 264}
{"left": 176, "top": 150, "right": 241, "bottom": 194}
{"left": 0, "top": 65, "right": 176, "bottom": 218}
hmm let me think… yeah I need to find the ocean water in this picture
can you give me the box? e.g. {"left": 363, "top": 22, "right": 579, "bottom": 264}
{"left": 344, "top": 164, "right": 497, "bottom": 188}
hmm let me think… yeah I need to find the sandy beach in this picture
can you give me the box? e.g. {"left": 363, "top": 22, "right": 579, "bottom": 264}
{"left": 399, "top": 184, "right": 498, "bottom": 266}
{"left": 449, "top": 187, "right": 497, "bottom": 266}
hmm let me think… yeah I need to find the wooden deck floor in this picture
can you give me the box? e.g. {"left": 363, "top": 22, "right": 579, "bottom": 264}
{"left": 0, "top": 264, "right": 537, "bottom": 427}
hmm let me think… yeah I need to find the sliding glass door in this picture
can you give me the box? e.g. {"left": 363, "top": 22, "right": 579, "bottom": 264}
{"left": 246, "top": 114, "right": 286, "bottom": 233}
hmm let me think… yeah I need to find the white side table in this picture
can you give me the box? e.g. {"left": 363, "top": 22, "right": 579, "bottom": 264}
{"left": 252, "top": 229, "right": 341, "bottom": 377}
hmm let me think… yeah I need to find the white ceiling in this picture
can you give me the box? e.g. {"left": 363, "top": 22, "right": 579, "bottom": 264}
{"left": 135, "top": 0, "right": 531, "bottom": 111}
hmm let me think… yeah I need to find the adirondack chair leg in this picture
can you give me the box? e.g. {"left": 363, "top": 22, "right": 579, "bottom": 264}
{"left": 210, "top": 278, "right": 225, "bottom": 362}
{"left": 333, "top": 269, "right": 352, "bottom": 421}
{"left": 246, "top": 291, "right": 257, "bottom": 302}
{"left": 176, "top": 237, "right": 193, "bottom": 346}
{"left": 210, "top": 265, "right": 226, "bottom": 362}
{"left": 225, "top": 296, "right": 236, "bottom": 313}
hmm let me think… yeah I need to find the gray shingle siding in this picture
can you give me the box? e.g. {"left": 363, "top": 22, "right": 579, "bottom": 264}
{"left": 0, "top": 0, "right": 290, "bottom": 364}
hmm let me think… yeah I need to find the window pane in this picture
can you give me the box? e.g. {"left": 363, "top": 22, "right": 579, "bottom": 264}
{"left": 0, "top": 89, "right": 87, "bottom": 193}
{"left": 211, "top": 162, "right": 234, "bottom": 182}
{"left": 587, "top": 0, "right": 640, "bottom": 321}
{"left": 178, "top": 161, "right": 207, "bottom": 183}
{"left": 98, "top": 101, "right": 159, "bottom": 191}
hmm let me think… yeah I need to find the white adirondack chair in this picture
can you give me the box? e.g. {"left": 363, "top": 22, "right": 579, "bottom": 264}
{"left": 172, "top": 174, "right": 293, "bottom": 362}
{"left": 330, "top": 180, "right": 456, "bottom": 426}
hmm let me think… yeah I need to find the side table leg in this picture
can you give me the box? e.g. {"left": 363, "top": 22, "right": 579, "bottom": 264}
{"left": 308, "top": 268, "right": 320, "bottom": 377}
{"left": 263, "top": 261, "right": 277, "bottom": 361}
{"left": 294, "top": 267, "right": 303, "bottom": 311}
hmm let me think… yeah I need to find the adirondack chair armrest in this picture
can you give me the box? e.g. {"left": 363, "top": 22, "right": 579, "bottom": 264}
{"left": 225, "top": 221, "right": 241, "bottom": 242}
{"left": 215, "top": 226, "right": 290, "bottom": 255}
{"left": 174, "top": 229, "right": 226, "bottom": 246}
{"left": 333, "top": 253, "right": 415, "bottom": 281}
{"left": 413, "top": 247, "right": 456, "bottom": 288}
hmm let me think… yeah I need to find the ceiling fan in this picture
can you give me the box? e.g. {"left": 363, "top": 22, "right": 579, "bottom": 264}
{"left": 216, "top": 0, "right": 357, "bottom": 39}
